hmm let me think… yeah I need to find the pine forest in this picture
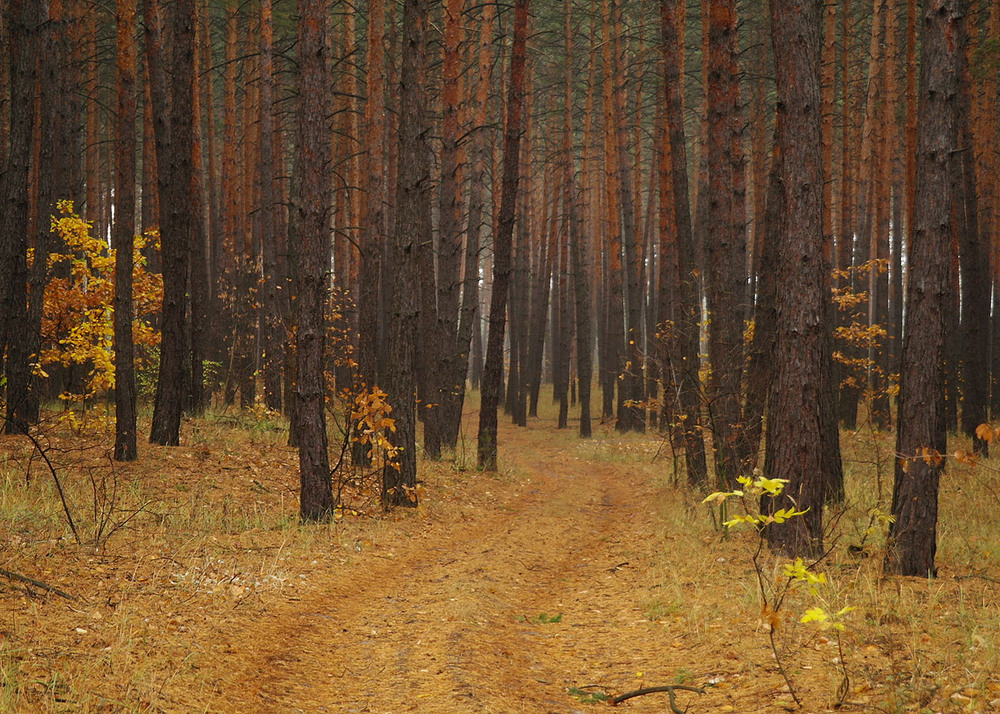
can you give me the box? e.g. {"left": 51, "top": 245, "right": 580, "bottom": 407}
{"left": 2, "top": 0, "right": 1000, "bottom": 710}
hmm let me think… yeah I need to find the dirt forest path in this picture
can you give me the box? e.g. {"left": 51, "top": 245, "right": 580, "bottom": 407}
{"left": 222, "top": 420, "right": 743, "bottom": 713}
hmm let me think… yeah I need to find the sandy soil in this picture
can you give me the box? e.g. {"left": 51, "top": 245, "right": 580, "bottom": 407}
{"left": 219, "top": 421, "right": 744, "bottom": 713}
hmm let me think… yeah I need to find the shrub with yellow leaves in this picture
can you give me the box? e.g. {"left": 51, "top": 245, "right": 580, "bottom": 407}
{"left": 703, "top": 473, "right": 853, "bottom": 707}
{"left": 38, "top": 201, "right": 162, "bottom": 431}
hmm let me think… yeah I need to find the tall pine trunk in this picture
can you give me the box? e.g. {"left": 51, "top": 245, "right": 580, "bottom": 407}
{"left": 113, "top": 0, "right": 138, "bottom": 460}
{"left": 295, "top": 0, "right": 335, "bottom": 520}
{"left": 383, "top": 0, "right": 429, "bottom": 506}
{"left": 149, "top": 0, "right": 194, "bottom": 446}
{"left": 886, "top": 0, "right": 960, "bottom": 578}
{"left": 478, "top": 0, "right": 529, "bottom": 470}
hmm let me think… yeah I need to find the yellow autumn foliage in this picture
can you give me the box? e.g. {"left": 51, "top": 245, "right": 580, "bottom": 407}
{"left": 38, "top": 201, "right": 162, "bottom": 413}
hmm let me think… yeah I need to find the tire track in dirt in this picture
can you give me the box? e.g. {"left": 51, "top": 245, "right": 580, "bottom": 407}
{"left": 226, "top": 424, "right": 716, "bottom": 713}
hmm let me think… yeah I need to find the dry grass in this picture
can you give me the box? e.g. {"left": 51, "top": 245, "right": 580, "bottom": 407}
{"left": 0, "top": 396, "right": 999, "bottom": 712}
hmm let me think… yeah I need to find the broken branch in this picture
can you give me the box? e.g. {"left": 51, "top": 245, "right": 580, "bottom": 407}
{"left": 611, "top": 684, "right": 705, "bottom": 712}
{"left": 0, "top": 567, "right": 78, "bottom": 601}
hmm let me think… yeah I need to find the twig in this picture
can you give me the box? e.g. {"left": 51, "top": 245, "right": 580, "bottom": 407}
{"left": 0, "top": 568, "right": 77, "bottom": 601}
{"left": 8, "top": 419, "right": 81, "bottom": 545}
{"left": 610, "top": 684, "right": 705, "bottom": 712}
{"left": 770, "top": 626, "right": 802, "bottom": 707}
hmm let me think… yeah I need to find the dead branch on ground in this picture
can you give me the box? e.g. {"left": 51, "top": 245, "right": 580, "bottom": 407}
{"left": 611, "top": 684, "right": 705, "bottom": 712}
{"left": 0, "top": 567, "right": 78, "bottom": 601}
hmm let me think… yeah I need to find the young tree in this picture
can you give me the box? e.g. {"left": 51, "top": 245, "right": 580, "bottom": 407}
{"left": 886, "top": 0, "right": 961, "bottom": 577}
{"left": 295, "top": 0, "right": 336, "bottom": 520}
{"left": 113, "top": 0, "right": 139, "bottom": 460}
{"left": 478, "top": 0, "right": 530, "bottom": 470}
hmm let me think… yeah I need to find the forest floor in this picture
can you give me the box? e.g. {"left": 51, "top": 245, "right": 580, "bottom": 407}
{"left": 2, "top": 397, "right": 1000, "bottom": 713}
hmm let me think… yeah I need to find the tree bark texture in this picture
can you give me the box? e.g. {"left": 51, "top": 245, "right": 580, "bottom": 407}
{"left": 660, "top": 0, "right": 707, "bottom": 485}
{"left": 886, "top": 0, "right": 960, "bottom": 577}
{"left": 765, "top": 0, "right": 834, "bottom": 557}
{"left": 706, "top": 0, "right": 747, "bottom": 486}
{"left": 0, "top": 0, "right": 39, "bottom": 434}
{"left": 113, "top": 0, "right": 138, "bottom": 460}
{"left": 295, "top": 0, "right": 335, "bottom": 520}
{"left": 148, "top": 0, "right": 194, "bottom": 446}
{"left": 383, "top": 0, "right": 429, "bottom": 507}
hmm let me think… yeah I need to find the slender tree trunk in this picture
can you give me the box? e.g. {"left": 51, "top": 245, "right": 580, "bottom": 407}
{"left": 609, "top": 0, "right": 644, "bottom": 434}
{"left": 383, "top": 0, "right": 429, "bottom": 506}
{"left": 660, "top": 0, "right": 707, "bottom": 484}
{"left": 25, "top": 0, "right": 62, "bottom": 426}
{"left": 258, "top": 0, "right": 282, "bottom": 412}
{"left": 478, "top": 0, "right": 530, "bottom": 470}
{"left": 957, "top": 38, "right": 990, "bottom": 454}
{"left": 114, "top": 0, "right": 138, "bottom": 460}
{"left": 188, "top": 0, "right": 210, "bottom": 415}
{"left": 148, "top": 0, "right": 194, "bottom": 446}
{"left": 562, "top": 0, "right": 588, "bottom": 435}
{"left": 220, "top": 0, "right": 239, "bottom": 405}
{"left": 141, "top": 51, "right": 159, "bottom": 239}
{"left": 744, "top": 116, "right": 781, "bottom": 478}
{"left": 444, "top": 1, "right": 496, "bottom": 446}
{"left": 428, "top": 0, "right": 467, "bottom": 455}
{"left": 0, "top": 0, "right": 39, "bottom": 434}
{"left": 296, "top": 0, "right": 335, "bottom": 520}
{"left": 355, "top": 0, "right": 388, "bottom": 466}
{"left": 705, "top": 0, "right": 747, "bottom": 486}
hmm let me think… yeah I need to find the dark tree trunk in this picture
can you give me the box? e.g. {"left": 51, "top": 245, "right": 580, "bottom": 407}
{"left": 705, "top": 0, "right": 747, "bottom": 486}
{"left": 886, "top": 0, "right": 960, "bottom": 577}
{"left": 295, "top": 0, "right": 335, "bottom": 520}
{"left": 569, "top": 184, "right": 593, "bottom": 438}
{"left": 564, "top": 0, "right": 591, "bottom": 438}
{"left": 744, "top": 116, "right": 781, "bottom": 476}
{"left": 188, "top": 0, "right": 210, "bottom": 415}
{"left": 355, "top": 0, "right": 387, "bottom": 466}
{"left": 25, "top": 1, "right": 61, "bottom": 426}
{"left": 428, "top": 0, "right": 466, "bottom": 455}
{"left": 478, "top": 0, "right": 529, "bottom": 470}
{"left": 555, "top": 228, "right": 572, "bottom": 429}
{"left": 610, "top": 1, "right": 644, "bottom": 435}
{"left": 764, "top": 0, "right": 838, "bottom": 557}
{"left": 383, "top": 0, "right": 429, "bottom": 507}
{"left": 660, "top": 0, "right": 707, "bottom": 484}
{"left": 113, "top": 0, "right": 138, "bottom": 461}
{"left": 0, "top": 0, "right": 39, "bottom": 435}
{"left": 258, "top": 0, "right": 282, "bottom": 412}
{"left": 148, "top": 0, "right": 194, "bottom": 446}
{"left": 956, "top": 57, "right": 989, "bottom": 455}
{"left": 525, "top": 198, "right": 554, "bottom": 418}
{"left": 219, "top": 0, "right": 239, "bottom": 406}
